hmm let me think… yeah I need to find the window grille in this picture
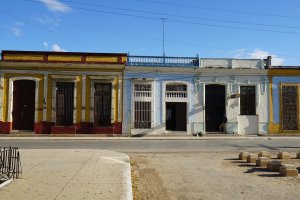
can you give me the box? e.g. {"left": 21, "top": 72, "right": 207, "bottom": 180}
{"left": 94, "top": 83, "right": 112, "bottom": 127}
{"left": 134, "top": 84, "right": 152, "bottom": 98}
{"left": 134, "top": 102, "right": 151, "bottom": 128}
{"left": 282, "top": 85, "right": 298, "bottom": 130}
{"left": 56, "top": 82, "right": 74, "bottom": 126}
{"left": 165, "top": 84, "right": 187, "bottom": 98}
{"left": 133, "top": 83, "right": 152, "bottom": 129}
{"left": 240, "top": 86, "right": 256, "bottom": 115}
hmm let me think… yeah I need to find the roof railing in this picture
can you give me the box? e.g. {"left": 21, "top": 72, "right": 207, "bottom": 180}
{"left": 127, "top": 55, "right": 199, "bottom": 67}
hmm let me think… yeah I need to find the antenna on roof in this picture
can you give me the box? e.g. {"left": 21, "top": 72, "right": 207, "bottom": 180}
{"left": 160, "top": 18, "right": 167, "bottom": 57}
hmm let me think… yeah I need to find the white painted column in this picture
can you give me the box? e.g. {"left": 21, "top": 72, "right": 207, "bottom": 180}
{"left": 43, "top": 74, "right": 48, "bottom": 121}
{"left": 0, "top": 73, "right": 4, "bottom": 122}
{"left": 73, "top": 80, "right": 77, "bottom": 124}
{"left": 81, "top": 75, "right": 86, "bottom": 122}
{"left": 7, "top": 79, "right": 13, "bottom": 122}
{"left": 34, "top": 80, "right": 39, "bottom": 123}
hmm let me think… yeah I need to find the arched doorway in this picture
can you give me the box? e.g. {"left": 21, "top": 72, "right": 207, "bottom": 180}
{"left": 205, "top": 84, "right": 226, "bottom": 132}
{"left": 12, "top": 80, "right": 36, "bottom": 130}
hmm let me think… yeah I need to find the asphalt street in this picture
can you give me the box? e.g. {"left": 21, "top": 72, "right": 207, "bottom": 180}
{"left": 0, "top": 137, "right": 299, "bottom": 152}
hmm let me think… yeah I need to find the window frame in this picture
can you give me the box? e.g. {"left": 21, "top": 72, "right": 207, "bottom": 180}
{"left": 132, "top": 82, "right": 153, "bottom": 129}
{"left": 240, "top": 85, "right": 256, "bottom": 115}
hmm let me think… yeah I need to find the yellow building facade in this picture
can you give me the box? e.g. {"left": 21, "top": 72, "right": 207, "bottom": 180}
{"left": 0, "top": 50, "right": 126, "bottom": 134}
{"left": 268, "top": 67, "right": 300, "bottom": 134}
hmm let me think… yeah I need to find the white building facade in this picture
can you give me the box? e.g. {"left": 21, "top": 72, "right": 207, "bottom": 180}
{"left": 123, "top": 56, "right": 269, "bottom": 136}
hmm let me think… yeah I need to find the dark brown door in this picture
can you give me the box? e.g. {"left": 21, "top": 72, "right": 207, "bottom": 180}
{"left": 56, "top": 82, "right": 74, "bottom": 126}
{"left": 282, "top": 85, "right": 298, "bottom": 130}
{"left": 166, "top": 102, "right": 187, "bottom": 131}
{"left": 94, "top": 83, "right": 112, "bottom": 126}
{"left": 205, "top": 84, "right": 226, "bottom": 132}
{"left": 12, "top": 80, "right": 36, "bottom": 130}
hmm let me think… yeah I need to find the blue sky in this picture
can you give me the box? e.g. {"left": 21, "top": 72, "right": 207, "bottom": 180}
{"left": 1, "top": 0, "right": 300, "bottom": 65}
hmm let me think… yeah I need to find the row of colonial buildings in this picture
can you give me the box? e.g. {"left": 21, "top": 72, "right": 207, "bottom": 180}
{"left": 0, "top": 50, "right": 299, "bottom": 135}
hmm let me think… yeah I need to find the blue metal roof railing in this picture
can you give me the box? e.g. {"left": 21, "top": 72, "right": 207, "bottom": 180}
{"left": 127, "top": 55, "right": 199, "bottom": 67}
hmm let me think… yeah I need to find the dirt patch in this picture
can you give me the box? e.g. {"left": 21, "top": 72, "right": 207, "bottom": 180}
{"left": 130, "top": 152, "right": 300, "bottom": 200}
{"left": 131, "top": 156, "right": 169, "bottom": 200}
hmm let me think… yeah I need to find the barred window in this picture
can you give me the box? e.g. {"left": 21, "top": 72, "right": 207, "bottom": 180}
{"left": 240, "top": 86, "right": 256, "bottom": 115}
{"left": 94, "top": 83, "right": 112, "bottom": 127}
{"left": 134, "top": 102, "right": 151, "bottom": 129}
{"left": 56, "top": 82, "right": 74, "bottom": 126}
{"left": 134, "top": 83, "right": 152, "bottom": 129}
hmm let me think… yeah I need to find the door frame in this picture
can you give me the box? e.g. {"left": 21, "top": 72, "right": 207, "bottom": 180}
{"left": 12, "top": 80, "right": 36, "bottom": 130}
{"left": 8, "top": 77, "right": 39, "bottom": 125}
{"left": 163, "top": 81, "right": 189, "bottom": 133}
{"left": 165, "top": 102, "right": 187, "bottom": 131}
{"left": 204, "top": 83, "right": 227, "bottom": 133}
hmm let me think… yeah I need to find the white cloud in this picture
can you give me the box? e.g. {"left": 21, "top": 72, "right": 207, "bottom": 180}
{"left": 33, "top": 15, "right": 61, "bottom": 26}
{"left": 234, "top": 48, "right": 284, "bottom": 66}
{"left": 43, "top": 41, "right": 49, "bottom": 47}
{"left": 11, "top": 27, "right": 21, "bottom": 36}
{"left": 40, "top": 0, "right": 71, "bottom": 13}
{"left": 250, "top": 49, "right": 284, "bottom": 66}
{"left": 52, "top": 43, "right": 66, "bottom": 52}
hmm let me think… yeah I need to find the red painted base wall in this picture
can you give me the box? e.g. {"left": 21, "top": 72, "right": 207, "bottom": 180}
{"left": 0, "top": 121, "right": 122, "bottom": 134}
{"left": 0, "top": 122, "right": 12, "bottom": 134}
{"left": 35, "top": 122, "right": 54, "bottom": 134}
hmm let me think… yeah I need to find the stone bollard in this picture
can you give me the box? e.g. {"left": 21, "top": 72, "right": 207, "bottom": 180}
{"left": 256, "top": 157, "right": 270, "bottom": 167}
{"left": 247, "top": 154, "right": 258, "bottom": 163}
{"left": 258, "top": 151, "right": 271, "bottom": 159}
{"left": 238, "top": 152, "right": 249, "bottom": 160}
{"left": 277, "top": 151, "right": 291, "bottom": 160}
{"left": 279, "top": 164, "right": 298, "bottom": 177}
{"left": 296, "top": 152, "right": 300, "bottom": 159}
{"left": 267, "top": 160, "right": 283, "bottom": 172}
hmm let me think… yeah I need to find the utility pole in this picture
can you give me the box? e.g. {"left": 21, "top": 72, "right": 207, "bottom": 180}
{"left": 160, "top": 18, "right": 167, "bottom": 57}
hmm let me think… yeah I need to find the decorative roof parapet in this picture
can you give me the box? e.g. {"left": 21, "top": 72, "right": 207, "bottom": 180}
{"left": 1, "top": 50, "right": 127, "bottom": 64}
{"left": 127, "top": 55, "right": 199, "bottom": 68}
{"left": 127, "top": 55, "right": 267, "bottom": 69}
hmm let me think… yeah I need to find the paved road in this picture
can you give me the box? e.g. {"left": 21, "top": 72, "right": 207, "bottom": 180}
{"left": 0, "top": 137, "right": 300, "bottom": 152}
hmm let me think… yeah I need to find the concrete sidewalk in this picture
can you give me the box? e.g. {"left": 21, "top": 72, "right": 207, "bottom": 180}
{"left": 0, "top": 149, "right": 132, "bottom": 200}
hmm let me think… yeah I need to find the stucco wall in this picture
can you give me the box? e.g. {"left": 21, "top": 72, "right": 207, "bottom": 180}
{"left": 122, "top": 72, "right": 196, "bottom": 135}
{"left": 193, "top": 75, "right": 268, "bottom": 135}
{"left": 123, "top": 70, "right": 268, "bottom": 135}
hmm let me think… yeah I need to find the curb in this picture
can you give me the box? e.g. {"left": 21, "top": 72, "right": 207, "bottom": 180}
{"left": 1, "top": 136, "right": 300, "bottom": 140}
{"left": 0, "top": 179, "right": 12, "bottom": 189}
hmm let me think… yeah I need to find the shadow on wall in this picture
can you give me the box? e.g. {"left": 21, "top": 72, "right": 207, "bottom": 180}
{"left": 130, "top": 123, "right": 166, "bottom": 137}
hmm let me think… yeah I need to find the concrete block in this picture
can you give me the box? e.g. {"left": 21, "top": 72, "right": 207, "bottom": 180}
{"left": 258, "top": 151, "right": 271, "bottom": 159}
{"left": 267, "top": 160, "right": 282, "bottom": 172}
{"left": 279, "top": 164, "right": 298, "bottom": 177}
{"left": 247, "top": 154, "right": 258, "bottom": 163}
{"left": 277, "top": 151, "right": 291, "bottom": 160}
{"left": 238, "top": 152, "right": 249, "bottom": 160}
{"left": 256, "top": 157, "right": 270, "bottom": 167}
{"left": 296, "top": 152, "right": 300, "bottom": 159}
